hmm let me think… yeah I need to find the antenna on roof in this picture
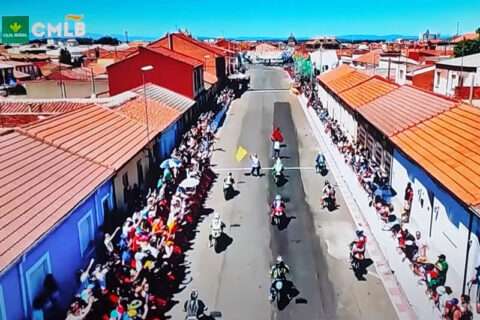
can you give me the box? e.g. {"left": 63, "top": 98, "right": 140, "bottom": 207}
{"left": 456, "top": 21, "right": 459, "bottom": 37}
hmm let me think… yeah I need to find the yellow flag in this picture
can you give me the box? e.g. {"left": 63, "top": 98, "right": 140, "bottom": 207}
{"left": 235, "top": 146, "right": 248, "bottom": 162}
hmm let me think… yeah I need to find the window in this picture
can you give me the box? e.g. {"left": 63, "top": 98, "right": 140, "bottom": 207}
{"left": 399, "top": 69, "right": 404, "bottom": 79}
{"left": 122, "top": 173, "right": 129, "bottom": 188}
{"left": 25, "top": 252, "right": 51, "bottom": 307}
{"left": 451, "top": 74, "right": 457, "bottom": 89}
{"left": 0, "top": 285, "right": 6, "bottom": 320}
{"left": 436, "top": 72, "right": 441, "bottom": 86}
{"left": 98, "top": 194, "right": 111, "bottom": 226}
{"left": 77, "top": 210, "right": 94, "bottom": 257}
{"left": 137, "top": 160, "right": 144, "bottom": 187}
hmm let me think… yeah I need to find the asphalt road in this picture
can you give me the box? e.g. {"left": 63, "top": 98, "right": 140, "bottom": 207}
{"left": 167, "top": 66, "right": 398, "bottom": 320}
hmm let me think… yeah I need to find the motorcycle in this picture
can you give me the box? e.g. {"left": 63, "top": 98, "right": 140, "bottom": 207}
{"left": 348, "top": 241, "right": 364, "bottom": 275}
{"left": 210, "top": 226, "right": 222, "bottom": 250}
{"left": 271, "top": 279, "right": 284, "bottom": 305}
{"left": 322, "top": 193, "right": 336, "bottom": 210}
{"left": 271, "top": 206, "right": 285, "bottom": 227}
{"left": 273, "top": 170, "right": 284, "bottom": 185}
{"left": 223, "top": 181, "right": 234, "bottom": 200}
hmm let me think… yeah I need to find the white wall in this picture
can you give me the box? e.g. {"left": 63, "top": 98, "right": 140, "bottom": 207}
{"left": 113, "top": 150, "right": 150, "bottom": 212}
{"left": 391, "top": 150, "right": 480, "bottom": 282}
{"left": 433, "top": 68, "right": 478, "bottom": 97}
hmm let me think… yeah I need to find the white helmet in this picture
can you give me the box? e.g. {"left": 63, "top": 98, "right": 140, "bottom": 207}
{"left": 275, "top": 194, "right": 281, "bottom": 200}
{"left": 213, "top": 212, "right": 220, "bottom": 220}
{"left": 276, "top": 255, "right": 283, "bottom": 264}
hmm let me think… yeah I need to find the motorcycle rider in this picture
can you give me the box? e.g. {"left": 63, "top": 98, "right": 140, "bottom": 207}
{"left": 315, "top": 152, "right": 326, "bottom": 173}
{"left": 183, "top": 289, "right": 207, "bottom": 319}
{"left": 270, "top": 194, "right": 286, "bottom": 223}
{"left": 223, "top": 172, "right": 235, "bottom": 197}
{"left": 269, "top": 256, "right": 290, "bottom": 301}
{"left": 273, "top": 157, "right": 284, "bottom": 178}
{"left": 350, "top": 228, "right": 367, "bottom": 269}
{"left": 321, "top": 180, "right": 336, "bottom": 208}
{"left": 208, "top": 212, "right": 226, "bottom": 247}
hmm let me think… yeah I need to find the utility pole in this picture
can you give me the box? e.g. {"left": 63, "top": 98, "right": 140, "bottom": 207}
{"left": 456, "top": 21, "right": 460, "bottom": 37}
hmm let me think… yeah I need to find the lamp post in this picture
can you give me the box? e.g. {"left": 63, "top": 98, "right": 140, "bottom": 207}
{"left": 141, "top": 65, "right": 153, "bottom": 152}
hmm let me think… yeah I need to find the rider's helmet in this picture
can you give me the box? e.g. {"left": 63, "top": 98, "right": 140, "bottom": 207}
{"left": 213, "top": 212, "right": 220, "bottom": 220}
{"left": 228, "top": 172, "right": 232, "bottom": 176}
{"left": 276, "top": 255, "right": 283, "bottom": 265}
{"left": 275, "top": 194, "right": 281, "bottom": 201}
{"left": 190, "top": 290, "right": 198, "bottom": 300}
{"left": 356, "top": 228, "right": 364, "bottom": 237}
{"left": 324, "top": 180, "right": 330, "bottom": 186}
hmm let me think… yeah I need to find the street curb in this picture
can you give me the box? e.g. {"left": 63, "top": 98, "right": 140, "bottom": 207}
{"left": 290, "top": 79, "right": 417, "bottom": 319}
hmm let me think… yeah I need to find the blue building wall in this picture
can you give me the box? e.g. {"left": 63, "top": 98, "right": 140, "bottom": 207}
{"left": 157, "top": 122, "right": 180, "bottom": 161}
{"left": 392, "top": 149, "right": 480, "bottom": 282}
{"left": 0, "top": 180, "right": 113, "bottom": 320}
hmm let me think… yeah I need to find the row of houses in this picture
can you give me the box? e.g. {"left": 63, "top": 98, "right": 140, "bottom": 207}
{"left": 0, "top": 82, "right": 200, "bottom": 319}
{"left": 316, "top": 64, "right": 480, "bottom": 290}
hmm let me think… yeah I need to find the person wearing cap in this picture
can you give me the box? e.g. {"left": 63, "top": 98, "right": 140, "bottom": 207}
{"left": 443, "top": 298, "right": 462, "bottom": 320}
{"left": 435, "top": 254, "right": 449, "bottom": 287}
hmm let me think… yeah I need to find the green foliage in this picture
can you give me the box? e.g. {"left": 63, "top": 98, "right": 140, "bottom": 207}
{"left": 93, "top": 36, "right": 119, "bottom": 45}
{"left": 59, "top": 48, "right": 72, "bottom": 65}
{"left": 454, "top": 27, "right": 480, "bottom": 57}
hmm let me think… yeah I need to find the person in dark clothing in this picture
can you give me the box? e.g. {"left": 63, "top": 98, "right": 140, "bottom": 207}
{"left": 183, "top": 290, "right": 206, "bottom": 318}
{"left": 402, "top": 182, "right": 414, "bottom": 223}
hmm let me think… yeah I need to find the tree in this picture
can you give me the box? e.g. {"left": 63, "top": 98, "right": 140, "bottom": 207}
{"left": 453, "top": 27, "right": 480, "bottom": 57}
{"left": 93, "top": 36, "right": 119, "bottom": 45}
{"left": 59, "top": 48, "right": 72, "bottom": 65}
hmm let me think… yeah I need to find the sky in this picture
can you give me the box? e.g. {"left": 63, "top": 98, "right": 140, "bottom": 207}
{"left": 2, "top": 0, "right": 480, "bottom": 39}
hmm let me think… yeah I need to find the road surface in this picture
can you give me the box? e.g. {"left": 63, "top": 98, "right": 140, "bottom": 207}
{"left": 167, "top": 66, "right": 398, "bottom": 320}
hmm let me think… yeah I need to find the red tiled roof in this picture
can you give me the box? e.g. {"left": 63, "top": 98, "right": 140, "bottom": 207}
{"left": 353, "top": 52, "right": 380, "bottom": 65}
{"left": 0, "top": 114, "right": 49, "bottom": 128}
{"left": 358, "top": 85, "right": 458, "bottom": 137}
{"left": 326, "top": 70, "right": 370, "bottom": 94}
{"left": 339, "top": 76, "right": 399, "bottom": 110}
{"left": 317, "top": 64, "right": 355, "bottom": 84}
{"left": 115, "top": 96, "right": 180, "bottom": 131}
{"left": 203, "top": 71, "right": 218, "bottom": 84}
{"left": 0, "top": 130, "right": 113, "bottom": 272}
{"left": 98, "top": 48, "right": 139, "bottom": 61}
{"left": 22, "top": 104, "right": 157, "bottom": 169}
{"left": 46, "top": 69, "right": 90, "bottom": 81}
{"left": 391, "top": 104, "right": 480, "bottom": 206}
{"left": 0, "top": 100, "right": 93, "bottom": 113}
{"left": 145, "top": 47, "right": 203, "bottom": 67}
{"left": 173, "top": 33, "right": 226, "bottom": 56}
{"left": 451, "top": 32, "right": 479, "bottom": 43}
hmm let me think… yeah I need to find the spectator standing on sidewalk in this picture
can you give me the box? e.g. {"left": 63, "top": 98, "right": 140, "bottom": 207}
{"left": 467, "top": 265, "right": 480, "bottom": 311}
{"left": 250, "top": 154, "right": 261, "bottom": 177}
{"left": 402, "top": 182, "right": 414, "bottom": 223}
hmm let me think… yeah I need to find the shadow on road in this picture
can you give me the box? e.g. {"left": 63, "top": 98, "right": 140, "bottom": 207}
{"left": 277, "top": 280, "right": 300, "bottom": 310}
{"left": 225, "top": 189, "right": 240, "bottom": 201}
{"left": 214, "top": 233, "right": 233, "bottom": 253}
{"left": 353, "top": 258, "right": 374, "bottom": 281}
{"left": 277, "top": 215, "right": 295, "bottom": 231}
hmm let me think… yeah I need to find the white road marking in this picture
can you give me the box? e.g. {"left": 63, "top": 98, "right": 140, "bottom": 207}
{"left": 213, "top": 166, "right": 316, "bottom": 171}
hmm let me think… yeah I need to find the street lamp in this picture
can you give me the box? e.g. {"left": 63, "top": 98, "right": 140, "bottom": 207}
{"left": 141, "top": 65, "right": 153, "bottom": 151}
{"left": 204, "top": 55, "right": 210, "bottom": 71}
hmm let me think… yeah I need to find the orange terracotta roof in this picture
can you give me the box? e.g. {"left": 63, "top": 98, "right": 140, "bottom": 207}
{"left": 317, "top": 64, "right": 355, "bottom": 84}
{"left": 173, "top": 33, "right": 226, "bottom": 56}
{"left": 21, "top": 104, "right": 158, "bottom": 169}
{"left": 0, "top": 100, "right": 93, "bottom": 113}
{"left": 145, "top": 47, "right": 203, "bottom": 67}
{"left": 326, "top": 70, "right": 370, "bottom": 94}
{"left": 451, "top": 32, "right": 479, "bottom": 43}
{"left": 98, "top": 47, "right": 139, "bottom": 61}
{"left": 391, "top": 104, "right": 480, "bottom": 206}
{"left": 339, "top": 76, "right": 399, "bottom": 110}
{"left": 0, "top": 114, "right": 49, "bottom": 128}
{"left": 353, "top": 52, "right": 380, "bottom": 65}
{"left": 358, "top": 85, "right": 457, "bottom": 137}
{"left": 115, "top": 96, "right": 180, "bottom": 131}
{"left": 203, "top": 71, "right": 218, "bottom": 84}
{"left": 0, "top": 130, "right": 113, "bottom": 272}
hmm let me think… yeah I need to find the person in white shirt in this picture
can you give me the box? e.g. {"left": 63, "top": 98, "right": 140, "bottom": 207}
{"left": 273, "top": 140, "right": 281, "bottom": 159}
{"left": 250, "top": 154, "right": 261, "bottom": 177}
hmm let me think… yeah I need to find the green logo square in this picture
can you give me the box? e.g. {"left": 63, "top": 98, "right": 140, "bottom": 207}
{"left": 2, "top": 16, "right": 29, "bottom": 44}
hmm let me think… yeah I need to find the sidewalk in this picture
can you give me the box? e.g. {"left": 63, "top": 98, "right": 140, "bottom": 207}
{"left": 295, "top": 89, "right": 473, "bottom": 319}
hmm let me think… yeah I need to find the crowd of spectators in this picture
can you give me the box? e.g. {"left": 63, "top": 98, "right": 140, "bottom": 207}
{"left": 64, "top": 88, "right": 234, "bottom": 320}
{"left": 295, "top": 73, "right": 474, "bottom": 320}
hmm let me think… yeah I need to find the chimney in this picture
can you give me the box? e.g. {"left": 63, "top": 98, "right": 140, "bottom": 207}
{"left": 167, "top": 33, "right": 173, "bottom": 50}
